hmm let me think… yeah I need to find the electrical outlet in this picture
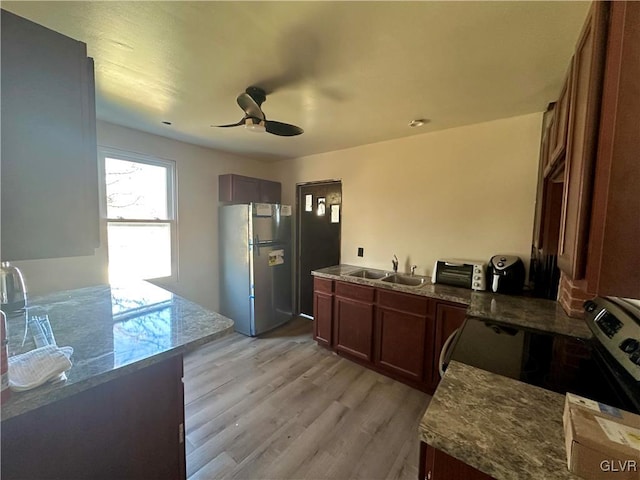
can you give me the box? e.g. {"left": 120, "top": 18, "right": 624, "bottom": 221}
{"left": 357, "top": 247, "right": 364, "bottom": 257}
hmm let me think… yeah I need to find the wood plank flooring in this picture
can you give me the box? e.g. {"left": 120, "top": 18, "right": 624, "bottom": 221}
{"left": 183, "top": 317, "right": 431, "bottom": 480}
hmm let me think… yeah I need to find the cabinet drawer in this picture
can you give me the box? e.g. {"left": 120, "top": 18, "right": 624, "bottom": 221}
{"left": 314, "top": 277, "right": 333, "bottom": 294}
{"left": 377, "top": 289, "right": 430, "bottom": 316}
{"left": 335, "top": 281, "right": 375, "bottom": 303}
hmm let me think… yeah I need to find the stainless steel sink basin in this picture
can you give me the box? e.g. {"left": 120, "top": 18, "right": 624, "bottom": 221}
{"left": 380, "top": 274, "right": 426, "bottom": 287}
{"left": 346, "top": 269, "right": 389, "bottom": 280}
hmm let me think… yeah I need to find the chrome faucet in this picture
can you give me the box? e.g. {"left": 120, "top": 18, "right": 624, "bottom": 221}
{"left": 410, "top": 265, "right": 417, "bottom": 276}
{"left": 392, "top": 255, "right": 399, "bottom": 273}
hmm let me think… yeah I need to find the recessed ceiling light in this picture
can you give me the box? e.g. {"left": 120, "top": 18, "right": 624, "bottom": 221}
{"left": 162, "top": 121, "right": 172, "bottom": 125}
{"left": 409, "top": 119, "right": 429, "bottom": 128}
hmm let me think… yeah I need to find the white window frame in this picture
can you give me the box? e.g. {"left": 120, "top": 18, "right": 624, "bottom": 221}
{"left": 98, "top": 147, "right": 178, "bottom": 283}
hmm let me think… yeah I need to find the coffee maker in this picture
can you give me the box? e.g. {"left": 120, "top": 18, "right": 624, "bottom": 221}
{"left": 488, "top": 255, "right": 525, "bottom": 294}
{"left": 1, "top": 262, "right": 27, "bottom": 312}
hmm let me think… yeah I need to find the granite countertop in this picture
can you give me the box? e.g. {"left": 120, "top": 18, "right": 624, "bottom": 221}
{"left": 419, "top": 361, "right": 580, "bottom": 480}
{"left": 312, "top": 264, "right": 591, "bottom": 339}
{"left": 2, "top": 281, "right": 234, "bottom": 421}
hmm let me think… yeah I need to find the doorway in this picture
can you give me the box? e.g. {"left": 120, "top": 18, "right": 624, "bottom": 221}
{"left": 296, "top": 181, "right": 342, "bottom": 317}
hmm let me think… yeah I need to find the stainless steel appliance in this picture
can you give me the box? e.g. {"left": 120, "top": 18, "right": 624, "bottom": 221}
{"left": 219, "top": 203, "right": 293, "bottom": 336}
{"left": 488, "top": 255, "right": 525, "bottom": 294}
{"left": 431, "top": 259, "right": 487, "bottom": 291}
{"left": 0, "top": 262, "right": 27, "bottom": 312}
{"left": 441, "top": 297, "right": 640, "bottom": 414}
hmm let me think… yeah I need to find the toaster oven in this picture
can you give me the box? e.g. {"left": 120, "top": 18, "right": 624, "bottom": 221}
{"left": 431, "top": 259, "right": 487, "bottom": 291}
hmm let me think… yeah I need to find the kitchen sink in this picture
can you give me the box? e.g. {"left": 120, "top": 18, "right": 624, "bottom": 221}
{"left": 380, "top": 274, "right": 426, "bottom": 287}
{"left": 346, "top": 269, "right": 389, "bottom": 280}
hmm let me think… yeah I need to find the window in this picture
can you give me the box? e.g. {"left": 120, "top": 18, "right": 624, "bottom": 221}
{"left": 101, "top": 149, "right": 177, "bottom": 283}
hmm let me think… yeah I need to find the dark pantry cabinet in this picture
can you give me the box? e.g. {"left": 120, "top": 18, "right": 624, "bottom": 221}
{"left": 1, "top": 10, "right": 99, "bottom": 261}
{"left": 218, "top": 174, "right": 282, "bottom": 204}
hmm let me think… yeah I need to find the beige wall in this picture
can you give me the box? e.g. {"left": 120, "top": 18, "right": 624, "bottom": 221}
{"left": 275, "top": 113, "right": 542, "bottom": 278}
{"left": 16, "top": 113, "right": 541, "bottom": 309}
{"left": 16, "top": 121, "right": 271, "bottom": 311}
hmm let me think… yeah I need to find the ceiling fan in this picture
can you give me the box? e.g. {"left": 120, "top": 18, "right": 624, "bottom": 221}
{"left": 214, "top": 87, "right": 304, "bottom": 136}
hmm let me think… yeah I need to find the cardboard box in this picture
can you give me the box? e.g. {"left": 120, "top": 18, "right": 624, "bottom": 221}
{"left": 563, "top": 393, "right": 640, "bottom": 480}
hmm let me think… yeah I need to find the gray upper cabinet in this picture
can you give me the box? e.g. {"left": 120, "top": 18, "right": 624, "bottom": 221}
{"left": 1, "top": 10, "right": 99, "bottom": 261}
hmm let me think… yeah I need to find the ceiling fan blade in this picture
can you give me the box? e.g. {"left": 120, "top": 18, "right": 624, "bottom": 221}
{"left": 213, "top": 118, "right": 245, "bottom": 128}
{"left": 265, "top": 120, "right": 303, "bottom": 137}
{"left": 237, "top": 93, "right": 264, "bottom": 120}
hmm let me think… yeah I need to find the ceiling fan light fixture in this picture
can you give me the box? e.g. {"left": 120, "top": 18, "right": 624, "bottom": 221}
{"left": 409, "top": 119, "right": 429, "bottom": 128}
{"left": 244, "top": 117, "right": 266, "bottom": 133}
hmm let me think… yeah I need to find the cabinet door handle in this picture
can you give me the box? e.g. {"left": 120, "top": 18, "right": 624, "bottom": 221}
{"left": 427, "top": 470, "right": 432, "bottom": 480}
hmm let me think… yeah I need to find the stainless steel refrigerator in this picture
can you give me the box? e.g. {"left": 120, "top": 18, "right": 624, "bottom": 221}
{"left": 219, "top": 203, "right": 293, "bottom": 336}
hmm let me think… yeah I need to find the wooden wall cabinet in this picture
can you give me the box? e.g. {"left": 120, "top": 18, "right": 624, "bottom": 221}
{"left": 1, "top": 10, "right": 99, "bottom": 261}
{"left": 531, "top": 1, "right": 640, "bottom": 312}
{"left": 420, "top": 442, "right": 494, "bottom": 480}
{"left": 557, "top": 1, "right": 608, "bottom": 280}
{"left": 333, "top": 281, "right": 375, "bottom": 362}
{"left": 313, "top": 277, "right": 334, "bottom": 347}
{"left": 584, "top": 0, "right": 640, "bottom": 300}
{"left": 547, "top": 60, "right": 573, "bottom": 172}
{"left": 218, "top": 174, "right": 282, "bottom": 204}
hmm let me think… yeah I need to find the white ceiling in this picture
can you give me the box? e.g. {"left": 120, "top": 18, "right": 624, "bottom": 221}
{"left": 3, "top": 1, "right": 590, "bottom": 161}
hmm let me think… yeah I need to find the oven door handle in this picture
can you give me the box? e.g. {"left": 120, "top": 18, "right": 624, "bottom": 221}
{"left": 439, "top": 328, "right": 460, "bottom": 378}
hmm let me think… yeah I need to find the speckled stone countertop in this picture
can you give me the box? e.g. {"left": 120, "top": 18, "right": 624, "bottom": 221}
{"left": 1, "top": 281, "right": 234, "bottom": 421}
{"left": 312, "top": 265, "right": 591, "bottom": 339}
{"left": 419, "top": 361, "right": 580, "bottom": 480}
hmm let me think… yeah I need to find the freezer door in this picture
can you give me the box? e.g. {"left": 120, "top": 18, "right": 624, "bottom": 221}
{"left": 251, "top": 204, "right": 291, "bottom": 244}
{"left": 251, "top": 242, "right": 293, "bottom": 335}
{"left": 219, "top": 204, "right": 252, "bottom": 336}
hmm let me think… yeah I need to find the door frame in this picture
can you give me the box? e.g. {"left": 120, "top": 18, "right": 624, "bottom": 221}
{"left": 295, "top": 179, "right": 342, "bottom": 317}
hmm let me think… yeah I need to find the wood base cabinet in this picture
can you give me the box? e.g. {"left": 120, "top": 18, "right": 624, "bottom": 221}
{"left": 430, "top": 302, "right": 467, "bottom": 391}
{"left": 1, "top": 355, "right": 186, "bottom": 480}
{"left": 419, "top": 442, "right": 494, "bottom": 480}
{"left": 333, "top": 281, "right": 375, "bottom": 362}
{"left": 312, "top": 277, "right": 466, "bottom": 393}
{"left": 313, "top": 278, "right": 334, "bottom": 347}
{"left": 375, "top": 289, "right": 435, "bottom": 383}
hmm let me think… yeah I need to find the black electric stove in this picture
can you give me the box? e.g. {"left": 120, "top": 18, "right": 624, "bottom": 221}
{"left": 445, "top": 297, "right": 640, "bottom": 414}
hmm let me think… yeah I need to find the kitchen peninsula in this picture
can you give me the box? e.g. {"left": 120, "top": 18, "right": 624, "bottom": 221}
{"left": 1, "top": 281, "right": 234, "bottom": 479}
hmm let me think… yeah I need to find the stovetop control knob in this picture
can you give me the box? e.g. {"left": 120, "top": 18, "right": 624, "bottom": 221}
{"left": 583, "top": 300, "right": 598, "bottom": 313}
{"left": 619, "top": 338, "right": 640, "bottom": 354}
{"left": 630, "top": 351, "right": 640, "bottom": 367}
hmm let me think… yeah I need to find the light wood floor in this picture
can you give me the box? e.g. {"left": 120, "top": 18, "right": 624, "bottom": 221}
{"left": 183, "top": 317, "right": 431, "bottom": 480}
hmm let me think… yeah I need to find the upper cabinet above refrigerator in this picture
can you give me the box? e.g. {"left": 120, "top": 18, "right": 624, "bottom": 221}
{"left": 1, "top": 10, "right": 99, "bottom": 261}
{"left": 218, "top": 174, "right": 282, "bottom": 204}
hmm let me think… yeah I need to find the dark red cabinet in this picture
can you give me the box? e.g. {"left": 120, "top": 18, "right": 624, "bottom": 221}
{"left": 430, "top": 302, "right": 467, "bottom": 391}
{"left": 313, "top": 278, "right": 334, "bottom": 347}
{"left": 420, "top": 442, "right": 494, "bottom": 480}
{"left": 1, "top": 355, "right": 186, "bottom": 479}
{"left": 375, "top": 289, "right": 434, "bottom": 383}
{"left": 557, "top": 1, "right": 608, "bottom": 281}
{"left": 218, "top": 174, "right": 281, "bottom": 204}
{"left": 333, "top": 282, "right": 375, "bottom": 362}
{"left": 312, "top": 277, "right": 465, "bottom": 393}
